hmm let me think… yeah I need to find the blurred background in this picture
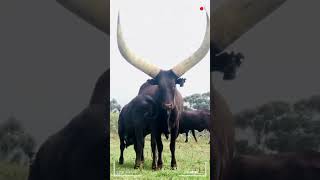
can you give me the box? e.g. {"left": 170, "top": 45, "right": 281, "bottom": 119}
{"left": 213, "top": 0, "right": 320, "bottom": 155}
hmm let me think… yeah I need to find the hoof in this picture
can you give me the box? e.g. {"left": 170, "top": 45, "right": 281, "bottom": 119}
{"left": 171, "top": 166, "right": 177, "bottom": 170}
{"left": 119, "top": 158, "right": 124, "bottom": 165}
{"left": 171, "top": 163, "right": 177, "bottom": 170}
{"left": 152, "top": 163, "right": 157, "bottom": 170}
{"left": 157, "top": 163, "right": 163, "bottom": 170}
{"left": 134, "top": 164, "right": 140, "bottom": 169}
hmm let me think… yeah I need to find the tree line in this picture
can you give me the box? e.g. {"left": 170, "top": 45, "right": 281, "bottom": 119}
{"left": 234, "top": 95, "right": 320, "bottom": 155}
{"left": 110, "top": 92, "right": 210, "bottom": 112}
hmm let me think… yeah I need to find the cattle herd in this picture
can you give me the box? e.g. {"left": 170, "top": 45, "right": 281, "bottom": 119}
{"left": 27, "top": 0, "right": 320, "bottom": 180}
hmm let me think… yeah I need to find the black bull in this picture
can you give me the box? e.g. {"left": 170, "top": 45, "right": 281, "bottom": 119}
{"left": 118, "top": 95, "right": 157, "bottom": 168}
{"left": 138, "top": 74, "right": 184, "bottom": 170}
{"left": 117, "top": 72, "right": 185, "bottom": 170}
{"left": 179, "top": 109, "right": 210, "bottom": 142}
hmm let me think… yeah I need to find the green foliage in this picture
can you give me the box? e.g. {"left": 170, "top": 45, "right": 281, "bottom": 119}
{"left": 184, "top": 92, "right": 210, "bottom": 110}
{"left": 110, "top": 112, "right": 119, "bottom": 134}
{"left": 0, "top": 116, "right": 36, "bottom": 165}
{"left": 234, "top": 96, "right": 320, "bottom": 155}
{"left": 110, "top": 98, "right": 121, "bottom": 113}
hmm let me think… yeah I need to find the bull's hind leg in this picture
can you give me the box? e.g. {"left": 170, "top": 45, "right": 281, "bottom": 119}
{"left": 119, "top": 138, "right": 125, "bottom": 164}
{"left": 185, "top": 132, "right": 189, "bottom": 142}
{"left": 170, "top": 128, "right": 178, "bottom": 169}
{"left": 134, "top": 128, "right": 144, "bottom": 169}
{"left": 155, "top": 133, "right": 163, "bottom": 170}
{"left": 141, "top": 137, "right": 145, "bottom": 163}
{"left": 151, "top": 134, "right": 157, "bottom": 170}
{"left": 191, "top": 130, "right": 198, "bottom": 142}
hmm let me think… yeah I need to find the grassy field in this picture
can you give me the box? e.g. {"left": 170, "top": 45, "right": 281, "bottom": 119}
{"left": 0, "top": 162, "right": 28, "bottom": 180}
{"left": 110, "top": 112, "right": 210, "bottom": 179}
{"left": 110, "top": 132, "right": 210, "bottom": 180}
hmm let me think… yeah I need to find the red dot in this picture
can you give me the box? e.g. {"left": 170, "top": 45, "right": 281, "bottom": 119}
{"left": 200, "top": 7, "right": 204, "bottom": 11}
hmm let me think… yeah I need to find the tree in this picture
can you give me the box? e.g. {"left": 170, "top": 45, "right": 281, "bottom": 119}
{"left": 110, "top": 98, "right": 121, "bottom": 112}
{"left": 234, "top": 96, "right": 320, "bottom": 154}
{"left": 0, "top": 115, "right": 36, "bottom": 165}
{"left": 184, "top": 92, "right": 210, "bottom": 110}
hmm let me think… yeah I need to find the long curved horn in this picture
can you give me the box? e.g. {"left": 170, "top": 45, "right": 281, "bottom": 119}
{"left": 56, "top": 0, "right": 109, "bottom": 34}
{"left": 212, "top": 0, "right": 287, "bottom": 51}
{"left": 117, "top": 13, "right": 161, "bottom": 78}
{"left": 171, "top": 11, "right": 210, "bottom": 77}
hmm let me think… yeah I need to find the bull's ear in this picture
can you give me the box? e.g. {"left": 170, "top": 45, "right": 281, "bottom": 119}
{"left": 176, "top": 78, "right": 186, "bottom": 87}
{"left": 147, "top": 79, "right": 158, "bottom": 85}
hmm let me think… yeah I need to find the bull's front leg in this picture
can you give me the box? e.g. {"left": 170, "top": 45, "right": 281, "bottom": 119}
{"left": 119, "top": 137, "right": 125, "bottom": 164}
{"left": 134, "top": 128, "right": 144, "bottom": 169}
{"left": 155, "top": 133, "right": 163, "bottom": 170}
{"left": 170, "top": 127, "right": 178, "bottom": 169}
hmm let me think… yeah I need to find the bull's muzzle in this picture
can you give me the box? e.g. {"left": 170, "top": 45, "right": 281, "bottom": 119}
{"left": 163, "top": 103, "right": 173, "bottom": 110}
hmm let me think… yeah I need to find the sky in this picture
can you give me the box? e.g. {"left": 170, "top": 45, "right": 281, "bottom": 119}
{"left": 110, "top": 0, "right": 210, "bottom": 106}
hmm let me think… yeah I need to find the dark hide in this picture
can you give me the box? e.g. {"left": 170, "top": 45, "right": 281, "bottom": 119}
{"left": 138, "top": 70, "right": 184, "bottom": 170}
{"left": 179, "top": 110, "right": 210, "bottom": 143}
{"left": 118, "top": 95, "right": 157, "bottom": 168}
{"left": 211, "top": 45, "right": 239, "bottom": 180}
{"left": 228, "top": 152, "right": 320, "bottom": 180}
{"left": 211, "top": 87, "right": 235, "bottom": 180}
{"left": 28, "top": 70, "right": 109, "bottom": 180}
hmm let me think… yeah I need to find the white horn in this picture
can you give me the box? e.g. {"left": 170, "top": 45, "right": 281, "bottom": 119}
{"left": 171, "top": 10, "right": 210, "bottom": 77}
{"left": 117, "top": 12, "right": 161, "bottom": 78}
{"left": 212, "top": 0, "right": 288, "bottom": 51}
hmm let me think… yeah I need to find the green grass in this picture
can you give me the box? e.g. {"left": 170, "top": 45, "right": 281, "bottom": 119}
{"left": 0, "top": 162, "right": 28, "bottom": 180}
{"left": 110, "top": 133, "right": 210, "bottom": 180}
